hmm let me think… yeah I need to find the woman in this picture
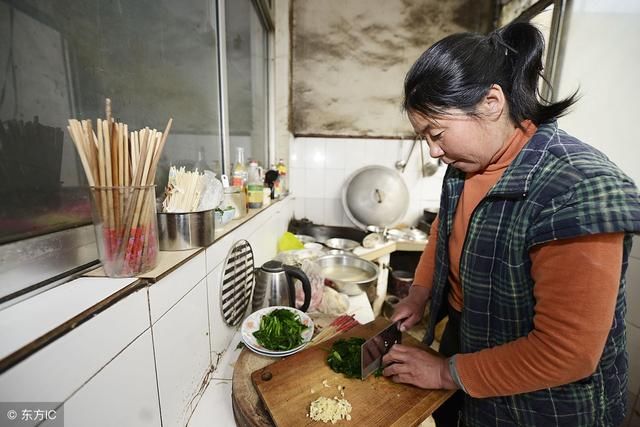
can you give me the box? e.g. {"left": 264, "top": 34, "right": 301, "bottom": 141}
{"left": 382, "top": 21, "right": 640, "bottom": 426}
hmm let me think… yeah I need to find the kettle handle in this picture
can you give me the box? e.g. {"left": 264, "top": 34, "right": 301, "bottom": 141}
{"left": 283, "top": 265, "right": 312, "bottom": 312}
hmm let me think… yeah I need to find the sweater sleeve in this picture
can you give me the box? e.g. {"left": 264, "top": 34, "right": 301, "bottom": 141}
{"left": 455, "top": 232, "right": 624, "bottom": 398}
{"left": 412, "top": 215, "right": 440, "bottom": 290}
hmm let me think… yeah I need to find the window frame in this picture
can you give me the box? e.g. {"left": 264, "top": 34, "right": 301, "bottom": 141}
{"left": 0, "top": 0, "right": 275, "bottom": 305}
{"left": 514, "top": 0, "right": 570, "bottom": 102}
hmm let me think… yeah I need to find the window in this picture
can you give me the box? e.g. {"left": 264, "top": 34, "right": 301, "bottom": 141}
{"left": 0, "top": 0, "right": 273, "bottom": 302}
{"left": 515, "top": 0, "right": 568, "bottom": 102}
{"left": 225, "top": 0, "right": 269, "bottom": 169}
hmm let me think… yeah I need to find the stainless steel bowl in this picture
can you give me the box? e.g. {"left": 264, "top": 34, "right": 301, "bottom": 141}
{"left": 315, "top": 254, "right": 379, "bottom": 298}
{"left": 157, "top": 209, "right": 215, "bottom": 250}
{"left": 295, "top": 234, "right": 316, "bottom": 244}
{"left": 324, "top": 237, "right": 360, "bottom": 251}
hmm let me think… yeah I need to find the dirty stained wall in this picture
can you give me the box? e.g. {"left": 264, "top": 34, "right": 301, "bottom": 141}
{"left": 291, "top": 0, "right": 493, "bottom": 137}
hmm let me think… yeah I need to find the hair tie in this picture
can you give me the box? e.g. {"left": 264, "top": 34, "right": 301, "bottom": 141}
{"left": 489, "top": 32, "right": 518, "bottom": 56}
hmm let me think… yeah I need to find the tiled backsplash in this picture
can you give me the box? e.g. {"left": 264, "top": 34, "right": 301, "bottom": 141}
{"left": 289, "top": 137, "right": 445, "bottom": 227}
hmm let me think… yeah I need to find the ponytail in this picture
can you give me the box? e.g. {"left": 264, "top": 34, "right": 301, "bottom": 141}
{"left": 403, "top": 21, "right": 578, "bottom": 126}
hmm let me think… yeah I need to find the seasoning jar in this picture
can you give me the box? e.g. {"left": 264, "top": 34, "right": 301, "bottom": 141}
{"left": 223, "top": 186, "right": 247, "bottom": 219}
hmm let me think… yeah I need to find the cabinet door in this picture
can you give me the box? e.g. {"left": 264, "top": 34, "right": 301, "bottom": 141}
{"left": 61, "top": 330, "right": 160, "bottom": 427}
{"left": 152, "top": 279, "right": 210, "bottom": 427}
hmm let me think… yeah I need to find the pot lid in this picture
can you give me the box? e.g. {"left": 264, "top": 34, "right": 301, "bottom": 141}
{"left": 342, "top": 165, "right": 409, "bottom": 229}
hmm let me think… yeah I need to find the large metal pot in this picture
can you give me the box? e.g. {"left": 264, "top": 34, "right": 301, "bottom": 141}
{"left": 315, "top": 254, "right": 379, "bottom": 299}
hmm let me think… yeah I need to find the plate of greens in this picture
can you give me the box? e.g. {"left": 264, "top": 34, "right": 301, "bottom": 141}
{"left": 241, "top": 306, "right": 314, "bottom": 356}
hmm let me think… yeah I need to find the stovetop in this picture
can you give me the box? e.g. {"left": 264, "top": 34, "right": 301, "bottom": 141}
{"left": 287, "top": 218, "right": 366, "bottom": 243}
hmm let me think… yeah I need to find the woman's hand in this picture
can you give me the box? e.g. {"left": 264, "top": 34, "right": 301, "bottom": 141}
{"left": 382, "top": 344, "right": 457, "bottom": 390}
{"left": 391, "top": 285, "right": 430, "bottom": 332}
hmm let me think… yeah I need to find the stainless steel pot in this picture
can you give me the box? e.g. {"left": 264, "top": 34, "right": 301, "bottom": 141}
{"left": 157, "top": 209, "right": 215, "bottom": 250}
{"left": 315, "top": 254, "right": 379, "bottom": 298}
{"left": 324, "top": 237, "right": 360, "bottom": 251}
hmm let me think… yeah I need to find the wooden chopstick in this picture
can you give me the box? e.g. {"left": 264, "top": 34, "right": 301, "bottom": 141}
{"left": 66, "top": 99, "right": 173, "bottom": 275}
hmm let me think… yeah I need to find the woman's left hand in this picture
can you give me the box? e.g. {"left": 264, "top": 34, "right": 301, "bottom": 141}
{"left": 382, "top": 344, "right": 457, "bottom": 390}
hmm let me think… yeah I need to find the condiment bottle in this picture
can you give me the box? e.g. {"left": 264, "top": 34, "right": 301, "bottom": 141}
{"left": 246, "top": 160, "right": 264, "bottom": 209}
{"left": 276, "top": 158, "right": 288, "bottom": 194}
{"left": 231, "top": 147, "right": 248, "bottom": 189}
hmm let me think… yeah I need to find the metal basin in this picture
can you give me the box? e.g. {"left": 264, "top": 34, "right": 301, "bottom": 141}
{"left": 157, "top": 209, "right": 215, "bottom": 250}
{"left": 315, "top": 254, "right": 379, "bottom": 298}
{"left": 324, "top": 237, "right": 360, "bottom": 251}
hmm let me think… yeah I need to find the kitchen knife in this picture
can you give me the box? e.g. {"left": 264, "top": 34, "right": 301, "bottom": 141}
{"left": 361, "top": 322, "right": 402, "bottom": 379}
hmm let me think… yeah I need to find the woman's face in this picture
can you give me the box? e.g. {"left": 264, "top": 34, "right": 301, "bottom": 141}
{"left": 408, "top": 110, "right": 505, "bottom": 174}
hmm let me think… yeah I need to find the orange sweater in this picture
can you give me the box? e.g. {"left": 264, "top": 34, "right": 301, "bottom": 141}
{"left": 413, "top": 123, "right": 623, "bottom": 397}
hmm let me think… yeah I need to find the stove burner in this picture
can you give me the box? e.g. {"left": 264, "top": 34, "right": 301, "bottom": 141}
{"left": 287, "top": 218, "right": 366, "bottom": 244}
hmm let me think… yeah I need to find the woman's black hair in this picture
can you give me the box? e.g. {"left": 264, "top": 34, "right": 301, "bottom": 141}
{"left": 403, "top": 21, "right": 577, "bottom": 126}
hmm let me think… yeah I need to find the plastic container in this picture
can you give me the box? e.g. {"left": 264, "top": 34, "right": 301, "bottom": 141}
{"left": 89, "top": 185, "right": 159, "bottom": 277}
{"left": 223, "top": 186, "right": 247, "bottom": 218}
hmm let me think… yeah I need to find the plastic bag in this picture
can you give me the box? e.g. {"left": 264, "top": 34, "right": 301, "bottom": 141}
{"left": 197, "top": 170, "right": 224, "bottom": 211}
{"left": 294, "top": 259, "right": 324, "bottom": 312}
{"left": 278, "top": 232, "right": 304, "bottom": 252}
{"left": 315, "top": 286, "right": 349, "bottom": 316}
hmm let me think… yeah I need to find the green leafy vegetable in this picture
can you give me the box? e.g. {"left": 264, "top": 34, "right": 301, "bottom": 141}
{"left": 327, "top": 337, "right": 366, "bottom": 378}
{"left": 253, "top": 309, "right": 308, "bottom": 351}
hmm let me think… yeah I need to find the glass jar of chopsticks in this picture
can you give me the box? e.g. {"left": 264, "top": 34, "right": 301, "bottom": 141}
{"left": 89, "top": 185, "right": 159, "bottom": 277}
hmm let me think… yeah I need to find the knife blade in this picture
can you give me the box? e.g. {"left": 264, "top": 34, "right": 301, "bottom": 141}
{"left": 360, "top": 322, "right": 402, "bottom": 379}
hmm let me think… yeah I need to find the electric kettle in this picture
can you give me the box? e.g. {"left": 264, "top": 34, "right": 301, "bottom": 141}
{"left": 253, "top": 260, "right": 312, "bottom": 312}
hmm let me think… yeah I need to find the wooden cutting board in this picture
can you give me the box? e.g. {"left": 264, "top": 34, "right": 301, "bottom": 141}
{"left": 251, "top": 317, "right": 454, "bottom": 427}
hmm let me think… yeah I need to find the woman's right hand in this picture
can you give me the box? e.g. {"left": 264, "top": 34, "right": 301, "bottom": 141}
{"left": 391, "top": 285, "right": 431, "bottom": 332}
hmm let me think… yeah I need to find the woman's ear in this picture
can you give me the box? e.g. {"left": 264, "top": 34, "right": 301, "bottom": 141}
{"left": 482, "top": 84, "right": 507, "bottom": 120}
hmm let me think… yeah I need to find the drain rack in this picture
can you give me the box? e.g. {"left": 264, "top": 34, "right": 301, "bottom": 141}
{"left": 219, "top": 239, "right": 255, "bottom": 326}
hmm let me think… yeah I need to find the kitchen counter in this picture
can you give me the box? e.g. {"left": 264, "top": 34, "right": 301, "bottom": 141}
{"left": 216, "top": 317, "right": 445, "bottom": 427}
{"left": 354, "top": 239, "right": 426, "bottom": 262}
{"left": 187, "top": 295, "right": 375, "bottom": 427}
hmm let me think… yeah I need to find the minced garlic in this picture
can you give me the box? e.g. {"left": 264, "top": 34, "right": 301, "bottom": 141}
{"left": 308, "top": 396, "right": 352, "bottom": 424}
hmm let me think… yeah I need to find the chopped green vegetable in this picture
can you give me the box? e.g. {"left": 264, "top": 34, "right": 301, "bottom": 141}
{"left": 253, "top": 309, "right": 308, "bottom": 351}
{"left": 327, "top": 337, "right": 366, "bottom": 378}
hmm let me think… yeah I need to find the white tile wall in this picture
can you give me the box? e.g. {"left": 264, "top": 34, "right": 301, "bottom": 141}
{"left": 206, "top": 264, "right": 234, "bottom": 357}
{"left": 63, "top": 330, "right": 161, "bottom": 427}
{"left": 0, "top": 288, "right": 149, "bottom": 404}
{"left": 290, "top": 137, "right": 443, "bottom": 226}
{"left": 0, "top": 277, "right": 138, "bottom": 360}
{"left": 204, "top": 231, "right": 236, "bottom": 274}
{"left": 148, "top": 252, "right": 207, "bottom": 324}
{"left": 153, "top": 280, "right": 211, "bottom": 427}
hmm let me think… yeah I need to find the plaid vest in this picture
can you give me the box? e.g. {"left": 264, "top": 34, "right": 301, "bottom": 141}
{"left": 425, "top": 122, "right": 640, "bottom": 426}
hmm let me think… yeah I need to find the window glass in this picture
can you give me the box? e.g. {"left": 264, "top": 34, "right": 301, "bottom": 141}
{"left": 225, "top": 0, "right": 268, "bottom": 169}
{"left": 0, "top": 0, "right": 221, "bottom": 244}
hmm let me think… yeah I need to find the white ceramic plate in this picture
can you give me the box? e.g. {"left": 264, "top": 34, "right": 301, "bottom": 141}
{"left": 241, "top": 306, "right": 314, "bottom": 357}
{"left": 242, "top": 343, "right": 303, "bottom": 358}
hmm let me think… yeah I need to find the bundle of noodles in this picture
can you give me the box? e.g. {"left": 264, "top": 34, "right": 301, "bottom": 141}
{"left": 161, "top": 166, "right": 207, "bottom": 213}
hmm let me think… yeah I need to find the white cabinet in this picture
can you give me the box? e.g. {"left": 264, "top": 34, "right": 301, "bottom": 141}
{"left": 152, "top": 279, "right": 210, "bottom": 427}
{"left": 61, "top": 330, "right": 160, "bottom": 427}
